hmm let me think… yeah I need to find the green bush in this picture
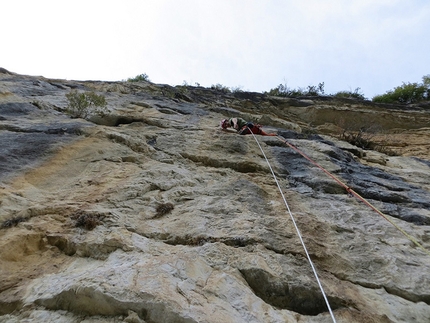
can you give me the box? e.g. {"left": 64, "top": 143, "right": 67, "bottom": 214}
{"left": 211, "top": 83, "right": 231, "bottom": 93}
{"left": 230, "top": 86, "right": 244, "bottom": 93}
{"left": 306, "top": 82, "right": 325, "bottom": 96}
{"left": 127, "top": 73, "right": 150, "bottom": 82}
{"left": 266, "top": 82, "right": 325, "bottom": 97}
{"left": 333, "top": 88, "right": 366, "bottom": 100}
{"left": 265, "top": 83, "right": 289, "bottom": 97}
{"left": 65, "top": 90, "right": 107, "bottom": 119}
{"left": 372, "top": 75, "right": 430, "bottom": 104}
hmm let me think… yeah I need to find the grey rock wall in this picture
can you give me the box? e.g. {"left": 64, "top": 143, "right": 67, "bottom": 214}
{"left": 1, "top": 69, "right": 430, "bottom": 323}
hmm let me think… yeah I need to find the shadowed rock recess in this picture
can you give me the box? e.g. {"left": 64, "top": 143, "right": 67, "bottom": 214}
{"left": 1, "top": 68, "right": 430, "bottom": 323}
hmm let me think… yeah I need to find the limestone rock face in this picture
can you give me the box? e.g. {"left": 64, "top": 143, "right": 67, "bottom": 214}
{"left": 1, "top": 68, "right": 430, "bottom": 323}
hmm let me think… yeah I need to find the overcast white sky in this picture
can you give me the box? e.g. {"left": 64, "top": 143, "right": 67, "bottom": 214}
{"left": 2, "top": 0, "right": 429, "bottom": 98}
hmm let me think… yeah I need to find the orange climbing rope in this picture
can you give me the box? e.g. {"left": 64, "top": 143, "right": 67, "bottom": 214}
{"left": 242, "top": 128, "right": 429, "bottom": 323}
{"left": 276, "top": 135, "right": 430, "bottom": 257}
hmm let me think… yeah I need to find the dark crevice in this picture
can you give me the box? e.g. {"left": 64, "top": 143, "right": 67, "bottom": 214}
{"left": 384, "top": 285, "right": 430, "bottom": 305}
{"left": 0, "top": 123, "right": 82, "bottom": 135}
{"left": 155, "top": 104, "right": 187, "bottom": 114}
{"left": 162, "top": 234, "right": 259, "bottom": 248}
{"left": 330, "top": 271, "right": 430, "bottom": 305}
{"left": 128, "top": 227, "right": 261, "bottom": 249}
{"left": 36, "top": 287, "right": 197, "bottom": 323}
{"left": 180, "top": 152, "right": 265, "bottom": 173}
{"left": 376, "top": 204, "right": 430, "bottom": 225}
{"left": 47, "top": 82, "right": 68, "bottom": 89}
{"left": 264, "top": 244, "right": 304, "bottom": 257}
{"left": 129, "top": 228, "right": 300, "bottom": 258}
{"left": 91, "top": 114, "right": 145, "bottom": 127}
{"left": 0, "top": 300, "right": 23, "bottom": 315}
{"left": 239, "top": 268, "right": 348, "bottom": 315}
{"left": 113, "top": 116, "right": 145, "bottom": 126}
{"left": 1, "top": 216, "right": 29, "bottom": 229}
{"left": 46, "top": 234, "right": 77, "bottom": 256}
{"left": 106, "top": 133, "right": 149, "bottom": 153}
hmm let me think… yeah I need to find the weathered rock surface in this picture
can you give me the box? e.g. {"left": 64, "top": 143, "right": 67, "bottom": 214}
{"left": 1, "top": 68, "right": 430, "bottom": 323}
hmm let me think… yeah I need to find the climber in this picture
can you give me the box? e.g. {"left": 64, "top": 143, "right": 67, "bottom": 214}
{"left": 220, "top": 117, "right": 277, "bottom": 136}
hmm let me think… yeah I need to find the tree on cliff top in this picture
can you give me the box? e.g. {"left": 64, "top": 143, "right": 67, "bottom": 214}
{"left": 372, "top": 75, "right": 430, "bottom": 104}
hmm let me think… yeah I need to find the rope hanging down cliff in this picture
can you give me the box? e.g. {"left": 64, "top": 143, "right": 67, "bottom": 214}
{"left": 247, "top": 128, "right": 338, "bottom": 323}
{"left": 275, "top": 135, "right": 430, "bottom": 257}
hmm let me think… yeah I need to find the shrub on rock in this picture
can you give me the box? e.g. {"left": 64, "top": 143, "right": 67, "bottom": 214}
{"left": 65, "top": 90, "right": 107, "bottom": 119}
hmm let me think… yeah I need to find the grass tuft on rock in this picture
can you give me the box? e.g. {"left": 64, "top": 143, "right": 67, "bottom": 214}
{"left": 72, "top": 211, "right": 103, "bottom": 230}
{"left": 1, "top": 216, "right": 28, "bottom": 229}
{"left": 154, "top": 203, "right": 174, "bottom": 218}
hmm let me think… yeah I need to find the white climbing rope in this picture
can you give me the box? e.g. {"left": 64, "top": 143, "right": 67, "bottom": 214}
{"left": 248, "top": 129, "right": 337, "bottom": 323}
